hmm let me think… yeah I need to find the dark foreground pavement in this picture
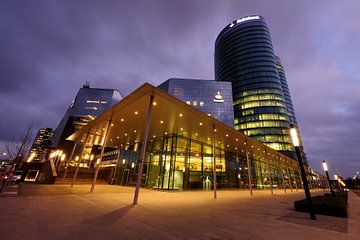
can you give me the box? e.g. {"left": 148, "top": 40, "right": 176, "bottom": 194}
{"left": 0, "top": 183, "right": 359, "bottom": 240}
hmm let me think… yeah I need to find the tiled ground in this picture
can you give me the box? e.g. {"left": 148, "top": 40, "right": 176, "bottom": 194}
{"left": 0, "top": 183, "right": 359, "bottom": 240}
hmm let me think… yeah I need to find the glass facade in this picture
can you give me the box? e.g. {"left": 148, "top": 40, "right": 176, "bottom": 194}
{"left": 82, "top": 134, "right": 302, "bottom": 191}
{"left": 158, "top": 78, "right": 234, "bottom": 127}
{"left": 214, "top": 16, "right": 296, "bottom": 159}
{"left": 53, "top": 85, "right": 122, "bottom": 159}
{"left": 275, "top": 56, "right": 308, "bottom": 165}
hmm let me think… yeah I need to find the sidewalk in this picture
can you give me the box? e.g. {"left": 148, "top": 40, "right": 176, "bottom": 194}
{"left": 0, "top": 183, "right": 358, "bottom": 240}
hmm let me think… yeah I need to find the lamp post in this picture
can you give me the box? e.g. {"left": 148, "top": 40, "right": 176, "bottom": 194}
{"left": 334, "top": 174, "right": 343, "bottom": 192}
{"left": 290, "top": 124, "right": 316, "bottom": 220}
{"left": 322, "top": 160, "right": 335, "bottom": 196}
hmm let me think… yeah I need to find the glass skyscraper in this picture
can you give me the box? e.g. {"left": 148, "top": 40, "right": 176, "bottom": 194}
{"left": 214, "top": 15, "right": 299, "bottom": 160}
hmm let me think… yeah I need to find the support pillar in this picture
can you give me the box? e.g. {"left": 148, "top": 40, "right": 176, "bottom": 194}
{"left": 133, "top": 95, "right": 154, "bottom": 205}
{"left": 212, "top": 125, "right": 217, "bottom": 199}
{"left": 71, "top": 130, "right": 91, "bottom": 187}
{"left": 279, "top": 156, "right": 286, "bottom": 193}
{"left": 90, "top": 118, "right": 112, "bottom": 192}
{"left": 285, "top": 159, "right": 293, "bottom": 192}
{"left": 63, "top": 142, "right": 78, "bottom": 181}
{"left": 265, "top": 150, "right": 273, "bottom": 195}
{"left": 245, "top": 141, "right": 252, "bottom": 196}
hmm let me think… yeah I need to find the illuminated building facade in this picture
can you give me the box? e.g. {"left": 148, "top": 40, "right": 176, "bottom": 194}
{"left": 214, "top": 15, "right": 297, "bottom": 159}
{"left": 66, "top": 83, "right": 302, "bottom": 191}
{"left": 275, "top": 56, "right": 308, "bottom": 164}
{"left": 28, "top": 128, "right": 53, "bottom": 162}
{"left": 158, "top": 78, "right": 234, "bottom": 127}
{"left": 53, "top": 83, "right": 122, "bottom": 157}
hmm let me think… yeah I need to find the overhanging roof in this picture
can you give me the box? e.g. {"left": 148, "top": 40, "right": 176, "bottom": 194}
{"left": 67, "top": 83, "right": 298, "bottom": 168}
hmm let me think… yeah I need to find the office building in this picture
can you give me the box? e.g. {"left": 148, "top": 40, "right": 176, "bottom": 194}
{"left": 53, "top": 83, "right": 122, "bottom": 157}
{"left": 66, "top": 83, "right": 302, "bottom": 191}
{"left": 215, "top": 15, "right": 300, "bottom": 159}
{"left": 275, "top": 56, "right": 308, "bottom": 164}
{"left": 27, "top": 128, "right": 53, "bottom": 162}
{"left": 158, "top": 78, "right": 234, "bottom": 127}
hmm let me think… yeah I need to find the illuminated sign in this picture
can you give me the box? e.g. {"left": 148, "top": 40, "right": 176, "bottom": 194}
{"left": 214, "top": 91, "right": 224, "bottom": 103}
{"left": 230, "top": 16, "right": 260, "bottom": 27}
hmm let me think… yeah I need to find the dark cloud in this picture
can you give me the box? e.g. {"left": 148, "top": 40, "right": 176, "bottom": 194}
{"left": 0, "top": 0, "right": 359, "bottom": 177}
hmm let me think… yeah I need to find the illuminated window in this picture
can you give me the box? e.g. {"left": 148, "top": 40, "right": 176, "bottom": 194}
{"left": 239, "top": 121, "right": 288, "bottom": 130}
{"left": 241, "top": 101, "right": 285, "bottom": 110}
{"left": 199, "top": 101, "right": 204, "bottom": 106}
{"left": 186, "top": 101, "right": 191, "bottom": 105}
{"left": 85, "top": 106, "right": 98, "bottom": 110}
{"left": 193, "top": 101, "right": 197, "bottom": 106}
{"left": 86, "top": 100, "right": 107, "bottom": 104}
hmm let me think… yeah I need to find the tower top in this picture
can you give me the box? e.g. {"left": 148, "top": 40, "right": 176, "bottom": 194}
{"left": 83, "top": 81, "right": 90, "bottom": 88}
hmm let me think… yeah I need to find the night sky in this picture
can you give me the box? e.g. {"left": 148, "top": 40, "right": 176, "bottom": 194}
{"left": 1, "top": 1, "right": 359, "bottom": 177}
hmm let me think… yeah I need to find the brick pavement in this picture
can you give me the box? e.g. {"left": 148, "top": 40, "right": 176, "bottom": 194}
{"left": 0, "top": 183, "right": 359, "bottom": 240}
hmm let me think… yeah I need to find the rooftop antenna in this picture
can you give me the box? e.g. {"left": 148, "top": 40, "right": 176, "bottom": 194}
{"left": 83, "top": 81, "right": 90, "bottom": 88}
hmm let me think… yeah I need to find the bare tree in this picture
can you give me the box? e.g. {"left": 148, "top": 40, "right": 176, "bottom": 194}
{"left": 5, "top": 123, "right": 34, "bottom": 164}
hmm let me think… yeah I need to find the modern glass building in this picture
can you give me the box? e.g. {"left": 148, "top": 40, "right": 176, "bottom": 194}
{"left": 27, "top": 128, "right": 53, "bottom": 162}
{"left": 65, "top": 83, "right": 303, "bottom": 192}
{"left": 214, "top": 15, "right": 296, "bottom": 159}
{"left": 275, "top": 56, "right": 308, "bottom": 165}
{"left": 158, "top": 78, "right": 234, "bottom": 127}
{"left": 53, "top": 83, "right": 122, "bottom": 158}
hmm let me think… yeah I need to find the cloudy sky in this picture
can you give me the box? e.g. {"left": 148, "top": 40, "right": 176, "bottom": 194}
{"left": 1, "top": 0, "right": 359, "bottom": 177}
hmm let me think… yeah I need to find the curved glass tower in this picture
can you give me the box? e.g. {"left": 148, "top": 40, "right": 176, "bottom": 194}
{"left": 215, "top": 15, "right": 296, "bottom": 158}
{"left": 275, "top": 56, "right": 297, "bottom": 125}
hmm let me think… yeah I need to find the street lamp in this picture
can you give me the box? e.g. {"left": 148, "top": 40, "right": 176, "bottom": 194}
{"left": 322, "top": 160, "right": 335, "bottom": 196}
{"left": 290, "top": 124, "right": 316, "bottom": 220}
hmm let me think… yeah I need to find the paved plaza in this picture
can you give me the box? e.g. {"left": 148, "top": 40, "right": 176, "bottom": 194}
{"left": 0, "top": 183, "right": 359, "bottom": 240}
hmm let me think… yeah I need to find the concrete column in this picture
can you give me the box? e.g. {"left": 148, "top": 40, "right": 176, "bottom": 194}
{"left": 90, "top": 118, "right": 112, "bottom": 192}
{"left": 133, "top": 95, "right": 154, "bottom": 205}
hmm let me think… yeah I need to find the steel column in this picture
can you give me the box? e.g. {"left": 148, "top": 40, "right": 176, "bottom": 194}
{"left": 133, "top": 95, "right": 154, "bottom": 205}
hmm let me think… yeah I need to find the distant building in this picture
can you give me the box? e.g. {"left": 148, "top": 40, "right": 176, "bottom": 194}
{"left": 158, "top": 78, "right": 234, "bottom": 127}
{"left": 28, "top": 128, "right": 53, "bottom": 162}
{"left": 53, "top": 83, "right": 122, "bottom": 156}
